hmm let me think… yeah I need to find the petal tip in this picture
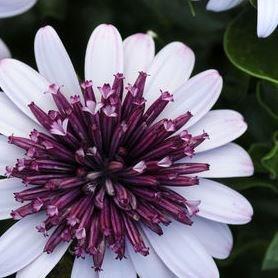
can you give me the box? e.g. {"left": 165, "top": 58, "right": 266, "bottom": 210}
{"left": 0, "top": 57, "right": 13, "bottom": 67}
{"left": 233, "top": 190, "right": 254, "bottom": 224}
{"left": 257, "top": 30, "right": 272, "bottom": 39}
{"left": 244, "top": 157, "right": 255, "bottom": 177}
{"left": 240, "top": 202, "right": 254, "bottom": 224}
{"left": 96, "top": 23, "right": 118, "bottom": 31}
{"left": 212, "top": 69, "right": 221, "bottom": 78}
{"left": 39, "top": 25, "right": 55, "bottom": 33}
{"left": 248, "top": 163, "right": 255, "bottom": 176}
{"left": 204, "top": 69, "right": 222, "bottom": 81}
{"left": 221, "top": 245, "right": 233, "bottom": 260}
{"left": 169, "top": 41, "right": 194, "bottom": 55}
{"left": 132, "top": 33, "right": 153, "bottom": 42}
{"left": 35, "top": 25, "right": 55, "bottom": 41}
{"left": 180, "top": 43, "right": 194, "bottom": 56}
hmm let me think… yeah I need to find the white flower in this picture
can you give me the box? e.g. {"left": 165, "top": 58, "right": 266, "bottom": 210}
{"left": 205, "top": 0, "right": 278, "bottom": 38}
{"left": 0, "top": 24, "right": 254, "bottom": 278}
{"left": 0, "top": 0, "right": 38, "bottom": 60}
{"left": 0, "top": 38, "right": 10, "bottom": 60}
{"left": 0, "top": 0, "right": 37, "bottom": 18}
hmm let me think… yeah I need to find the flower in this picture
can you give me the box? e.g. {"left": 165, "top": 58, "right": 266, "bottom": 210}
{"left": 0, "top": 24, "right": 254, "bottom": 278}
{"left": 0, "top": 0, "right": 37, "bottom": 60}
{"left": 205, "top": 0, "right": 278, "bottom": 38}
{"left": 0, "top": 38, "right": 10, "bottom": 60}
{"left": 0, "top": 0, "right": 37, "bottom": 18}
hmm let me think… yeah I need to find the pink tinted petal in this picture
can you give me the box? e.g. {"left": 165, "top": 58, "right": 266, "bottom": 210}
{"left": 35, "top": 25, "right": 81, "bottom": 97}
{"left": 0, "top": 178, "right": 23, "bottom": 220}
{"left": 0, "top": 38, "right": 11, "bottom": 60}
{"left": 144, "top": 42, "right": 195, "bottom": 106}
{"left": 206, "top": 0, "right": 244, "bottom": 12}
{"left": 172, "top": 179, "right": 253, "bottom": 224}
{"left": 188, "top": 110, "right": 247, "bottom": 152}
{"left": 0, "top": 135, "right": 25, "bottom": 175}
{"left": 157, "top": 70, "right": 222, "bottom": 127}
{"left": 127, "top": 236, "right": 176, "bottom": 278}
{"left": 16, "top": 241, "right": 70, "bottom": 278}
{"left": 0, "top": 59, "right": 54, "bottom": 122}
{"left": 143, "top": 221, "right": 219, "bottom": 278}
{"left": 0, "top": 92, "right": 44, "bottom": 137}
{"left": 85, "top": 24, "right": 124, "bottom": 100}
{"left": 0, "top": 214, "right": 50, "bottom": 277}
{"left": 190, "top": 217, "right": 233, "bottom": 259}
{"left": 180, "top": 143, "right": 254, "bottom": 178}
{"left": 257, "top": 0, "right": 278, "bottom": 38}
{"left": 0, "top": 0, "right": 37, "bottom": 18}
{"left": 99, "top": 249, "right": 136, "bottom": 278}
{"left": 123, "top": 33, "right": 155, "bottom": 84}
{"left": 71, "top": 256, "right": 98, "bottom": 278}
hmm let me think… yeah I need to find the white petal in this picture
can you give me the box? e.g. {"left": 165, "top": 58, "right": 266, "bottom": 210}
{"left": 180, "top": 143, "right": 254, "bottom": 178}
{"left": 257, "top": 0, "right": 278, "bottom": 38}
{"left": 0, "top": 0, "right": 36, "bottom": 18}
{"left": 85, "top": 24, "right": 124, "bottom": 100}
{"left": 0, "top": 136, "right": 25, "bottom": 175}
{"left": 143, "top": 222, "right": 219, "bottom": 278}
{"left": 0, "top": 178, "right": 23, "bottom": 220}
{"left": 188, "top": 109, "right": 247, "bottom": 152}
{"left": 173, "top": 178, "right": 253, "bottom": 224}
{"left": 71, "top": 256, "right": 98, "bottom": 278}
{"left": 144, "top": 42, "right": 195, "bottom": 107}
{"left": 16, "top": 241, "right": 70, "bottom": 278}
{"left": 206, "top": 0, "right": 244, "bottom": 12}
{"left": 190, "top": 217, "right": 233, "bottom": 259}
{"left": 0, "top": 92, "right": 44, "bottom": 137}
{"left": 34, "top": 25, "right": 82, "bottom": 97}
{"left": 127, "top": 237, "right": 176, "bottom": 278}
{"left": 123, "top": 33, "right": 155, "bottom": 85}
{"left": 0, "top": 213, "right": 49, "bottom": 277}
{"left": 0, "top": 38, "right": 11, "bottom": 60}
{"left": 99, "top": 249, "right": 136, "bottom": 278}
{"left": 156, "top": 70, "right": 222, "bottom": 127}
{"left": 0, "top": 59, "right": 55, "bottom": 122}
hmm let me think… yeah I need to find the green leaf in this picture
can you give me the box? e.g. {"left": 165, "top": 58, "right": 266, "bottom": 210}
{"left": 262, "top": 132, "right": 278, "bottom": 179}
{"left": 249, "top": 143, "right": 271, "bottom": 174}
{"left": 186, "top": 0, "right": 196, "bottom": 16}
{"left": 219, "top": 239, "right": 268, "bottom": 267}
{"left": 262, "top": 232, "right": 278, "bottom": 270}
{"left": 221, "top": 64, "right": 250, "bottom": 104}
{"left": 224, "top": 8, "right": 278, "bottom": 84}
{"left": 248, "top": 131, "right": 278, "bottom": 179}
{"left": 242, "top": 94, "right": 277, "bottom": 143}
{"left": 257, "top": 81, "right": 278, "bottom": 120}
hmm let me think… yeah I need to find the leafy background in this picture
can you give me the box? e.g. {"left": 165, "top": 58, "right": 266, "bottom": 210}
{"left": 0, "top": 0, "right": 277, "bottom": 277}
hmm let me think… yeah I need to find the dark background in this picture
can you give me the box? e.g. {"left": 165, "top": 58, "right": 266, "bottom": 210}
{"left": 0, "top": 0, "right": 277, "bottom": 277}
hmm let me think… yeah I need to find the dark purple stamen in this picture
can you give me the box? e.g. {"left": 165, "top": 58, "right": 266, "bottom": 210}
{"left": 7, "top": 72, "right": 209, "bottom": 271}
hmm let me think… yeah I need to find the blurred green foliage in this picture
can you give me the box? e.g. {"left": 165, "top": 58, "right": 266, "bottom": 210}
{"left": 263, "top": 232, "right": 278, "bottom": 270}
{"left": 0, "top": 0, "right": 277, "bottom": 277}
{"left": 224, "top": 8, "right": 278, "bottom": 84}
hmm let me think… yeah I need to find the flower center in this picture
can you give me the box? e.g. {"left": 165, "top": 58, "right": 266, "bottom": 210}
{"left": 6, "top": 72, "right": 209, "bottom": 271}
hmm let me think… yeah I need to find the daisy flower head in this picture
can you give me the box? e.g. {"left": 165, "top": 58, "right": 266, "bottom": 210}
{"left": 0, "top": 24, "right": 254, "bottom": 278}
{"left": 205, "top": 0, "right": 278, "bottom": 38}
